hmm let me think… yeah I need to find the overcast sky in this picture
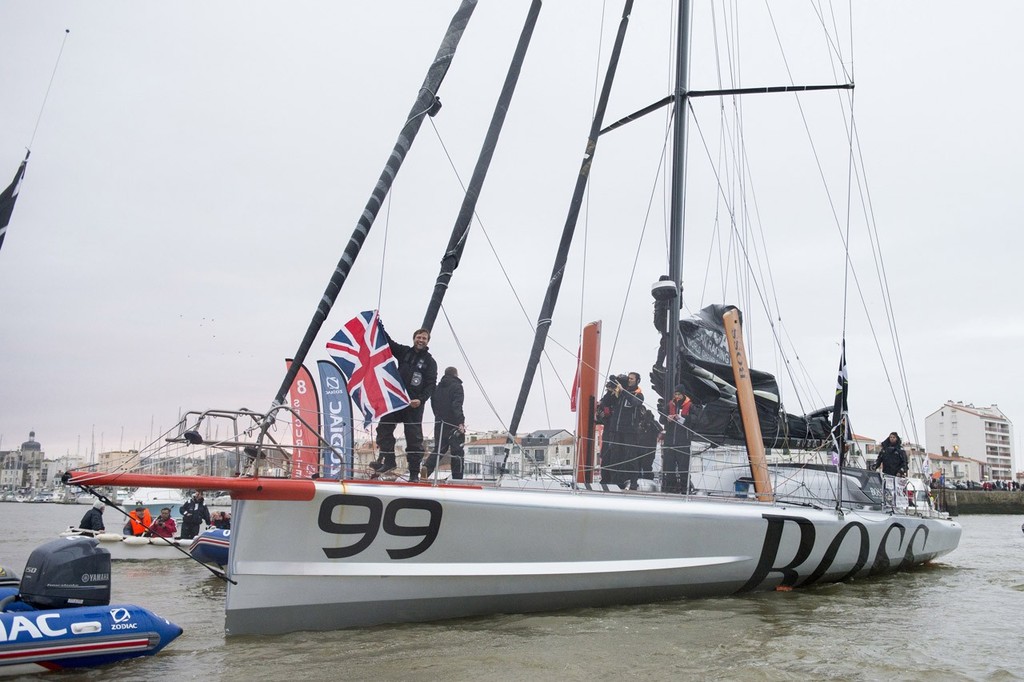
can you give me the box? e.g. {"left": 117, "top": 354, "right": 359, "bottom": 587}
{"left": 1, "top": 2, "right": 1020, "bottom": 473}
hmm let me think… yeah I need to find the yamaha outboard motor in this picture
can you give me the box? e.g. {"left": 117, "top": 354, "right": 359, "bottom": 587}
{"left": 19, "top": 537, "right": 111, "bottom": 609}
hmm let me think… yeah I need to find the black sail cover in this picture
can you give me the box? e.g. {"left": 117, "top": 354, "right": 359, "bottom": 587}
{"left": 651, "top": 304, "right": 831, "bottom": 449}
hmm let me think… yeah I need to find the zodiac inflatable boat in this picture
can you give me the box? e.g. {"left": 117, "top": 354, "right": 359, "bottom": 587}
{"left": 0, "top": 536, "right": 182, "bottom": 675}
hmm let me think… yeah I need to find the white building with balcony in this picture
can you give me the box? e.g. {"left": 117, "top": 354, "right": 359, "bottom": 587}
{"left": 925, "top": 401, "right": 1015, "bottom": 480}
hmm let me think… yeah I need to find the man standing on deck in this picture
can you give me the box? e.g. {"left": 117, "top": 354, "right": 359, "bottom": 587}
{"left": 596, "top": 377, "right": 623, "bottom": 485}
{"left": 873, "top": 432, "right": 909, "bottom": 476}
{"left": 613, "top": 372, "right": 645, "bottom": 490}
{"left": 422, "top": 366, "right": 466, "bottom": 480}
{"left": 371, "top": 327, "right": 437, "bottom": 482}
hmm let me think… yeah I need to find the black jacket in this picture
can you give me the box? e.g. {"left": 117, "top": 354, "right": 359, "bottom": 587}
{"left": 595, "top": 390, "right": 617, "bottom": 427}
{"left": 612, "top": 388, "right": 645, "bottom": 433}
{"left": 637, "top": 407, "right": 661, "bottom": 449}
{"left": 181, "top": 498, "right": 211, "bottom": 527}
{"left": 432, "top": 374, "right": 465, "bottom": 426}
{"left": 79, "top": 507, "right": 105, "bottom": 532}
{"left": 874, "top": 440, "right": 908, "bottom": 475}
{"left": 387, "top": 340, "right": 437, "bottom": 403}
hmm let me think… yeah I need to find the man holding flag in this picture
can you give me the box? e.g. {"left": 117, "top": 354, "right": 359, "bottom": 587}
{"left": 370, "top": 326, "right": 437, "bottom": 481}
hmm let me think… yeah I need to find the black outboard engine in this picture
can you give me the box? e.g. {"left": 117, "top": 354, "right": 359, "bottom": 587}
{"left": 0, "top": 564, "right": 19, "bottom": 587}
{"left": 19, "top": 537, "right": 111, "bottom": 609}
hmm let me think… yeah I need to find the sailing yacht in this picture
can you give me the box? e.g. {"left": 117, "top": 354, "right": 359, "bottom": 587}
{"left": 67, "top": 1, "right": 961, "bottom": 635}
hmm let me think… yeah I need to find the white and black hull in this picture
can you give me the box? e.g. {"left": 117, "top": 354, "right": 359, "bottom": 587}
{"left": 223, "top": 480, "right": 961, "bottom": 635}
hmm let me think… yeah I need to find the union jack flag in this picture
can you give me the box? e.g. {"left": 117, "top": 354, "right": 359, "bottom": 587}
{"left": 326, "top": 310, "right": 410, "bottom": 427}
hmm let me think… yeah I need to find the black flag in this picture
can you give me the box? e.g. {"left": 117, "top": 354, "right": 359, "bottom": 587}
{"left": 0, "top": 154, "right": 29, "bottom": 254}
{"left": 830, "top": 341, "right": 850, "bottom": 466}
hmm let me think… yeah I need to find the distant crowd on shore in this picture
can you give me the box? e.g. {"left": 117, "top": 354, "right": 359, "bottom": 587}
{"left": 931, "top": 478, "right": 1021, "bottom": 492}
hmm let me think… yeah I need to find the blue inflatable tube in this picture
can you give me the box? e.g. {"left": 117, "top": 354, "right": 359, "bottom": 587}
{"left": 188, "top": 528, "right": 230, "bottom": 567}
{"left": 0, "top": 587, "right": 182, "bottom": 674}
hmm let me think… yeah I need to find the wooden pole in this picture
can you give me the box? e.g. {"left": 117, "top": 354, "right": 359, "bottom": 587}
{"left": 575, "top": 322, "right": 601, "bottom": 484}
{"left": 722, "top": 309, "right": 773, "bottom": 501}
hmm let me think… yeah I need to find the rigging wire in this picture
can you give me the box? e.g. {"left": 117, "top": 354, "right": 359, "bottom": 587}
{"left": 424, "top": 117, "right": 577, "bottom": 412}
{"left": 576, "top": 0, "right": 609, "bottom": 399}
{"left": 28, "top": 29, "right": 71, "bottom": 150}
{"left": 688, "top": 1, "right": 872, "bottom": 430}
{"left": 438, "top": 303, "right": 509, "bottom": 432}
{"left": 604, "top": 115, "right": 674, "bottom": 377}
{"left": 692, "top": 2, "right": 917, "bottom": 450}
{"left": 427, "top": 118, "right": 534, "bottom": 329}
{"left": 605, "top": 0, "right": 679, "bottom": 382}
{"left": 687, "top": 105, "right": 816, "bottom": 416}
{"left": 851, "top": 114, "right": 920, "bottom": 442}
{"left": 765, "top": 7, "right": 915, "bottom": 439}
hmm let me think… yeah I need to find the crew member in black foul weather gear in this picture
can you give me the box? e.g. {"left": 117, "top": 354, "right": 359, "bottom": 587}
{"left": 372, "top": 326, "right": 437, "bottom": 481}
{"left": 613, "top": 372, "right": 645, "bottom": 490}
{"left": 180, "top": 491, "right": 211, "bottom": 539}
{"left": 596, "top": 379, "right": 621, "bottom": 486}
{"left": 423, "top": 366, "right": 466, "bottom": 480}
{"left": 873, "top": 431, "right": 909, "bottom": 476}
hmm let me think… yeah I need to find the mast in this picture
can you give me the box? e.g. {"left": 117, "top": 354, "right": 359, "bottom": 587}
{"left": 507, "top": 0, "right": 635, "bottom": 437}
{"left": 269, "top": 0, "right": 478, "bottom": 413}
{"left": 422, "top": 0, "right": 542, "bottom": 332}
{"left": 662, "top": 0, "right": 691, "bottom": 416}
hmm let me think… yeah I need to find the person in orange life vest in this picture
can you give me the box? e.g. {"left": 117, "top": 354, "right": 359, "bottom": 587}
{"left": 124, "top": 503, "right": 152, "bottom": 536}
{"left": 147, "top": 507, "right": 177, "bottom": 538}
{"left": 661, "top": 385, "right": 693, "bottom": 494}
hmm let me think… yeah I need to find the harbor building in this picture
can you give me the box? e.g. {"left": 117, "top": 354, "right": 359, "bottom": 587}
{"left": 925, "top": 401, "right": 1015, "bottom": 480}
{"left": 0, "top": 431, "right": 87, "bottom": 493}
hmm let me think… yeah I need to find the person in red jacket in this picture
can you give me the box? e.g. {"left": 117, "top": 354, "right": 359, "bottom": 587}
{"left": 662, "top": 385, "right": 693, "bottom": 494}
{"left": 147, "top": 507, "right": 177, "bottom": 538}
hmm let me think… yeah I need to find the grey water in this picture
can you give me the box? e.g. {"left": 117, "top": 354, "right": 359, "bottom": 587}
{"left": 2, "top": 502, "right": 1021, "bottom": 681}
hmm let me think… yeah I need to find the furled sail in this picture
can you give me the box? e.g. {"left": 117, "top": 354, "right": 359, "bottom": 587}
{"left": 651, "top": 304, "right": 831, "bottom": 449}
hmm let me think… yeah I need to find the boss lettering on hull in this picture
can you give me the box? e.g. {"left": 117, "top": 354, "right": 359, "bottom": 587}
{"left": 738, "top": 513, "right": 930, "bottom": 592}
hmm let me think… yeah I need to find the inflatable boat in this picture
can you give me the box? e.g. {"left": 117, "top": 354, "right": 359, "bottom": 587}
{"left": 187, "top": 528, "right": 230, "bottom": 568}
{"left": 0, "top": 537, "right": 182, "bottom": 675}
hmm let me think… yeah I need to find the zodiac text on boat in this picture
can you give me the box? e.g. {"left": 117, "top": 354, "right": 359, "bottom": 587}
{"left": 0, "top": 614, "right": 68, "bottom": 642}
{"left": 318, "top": 494, "right": 442, "bottom": 559}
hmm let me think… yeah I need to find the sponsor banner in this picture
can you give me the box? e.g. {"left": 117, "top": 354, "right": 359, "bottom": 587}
{"left": 285, "top": 360, "right": 322, "bottom": 479}
{"left": 317, "top": 360, "right": 354, "bottom": 479}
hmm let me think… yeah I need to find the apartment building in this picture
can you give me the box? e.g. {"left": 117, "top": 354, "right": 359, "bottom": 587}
{"left": 925, "top": 401, "right": 1015, "bottom": 479}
